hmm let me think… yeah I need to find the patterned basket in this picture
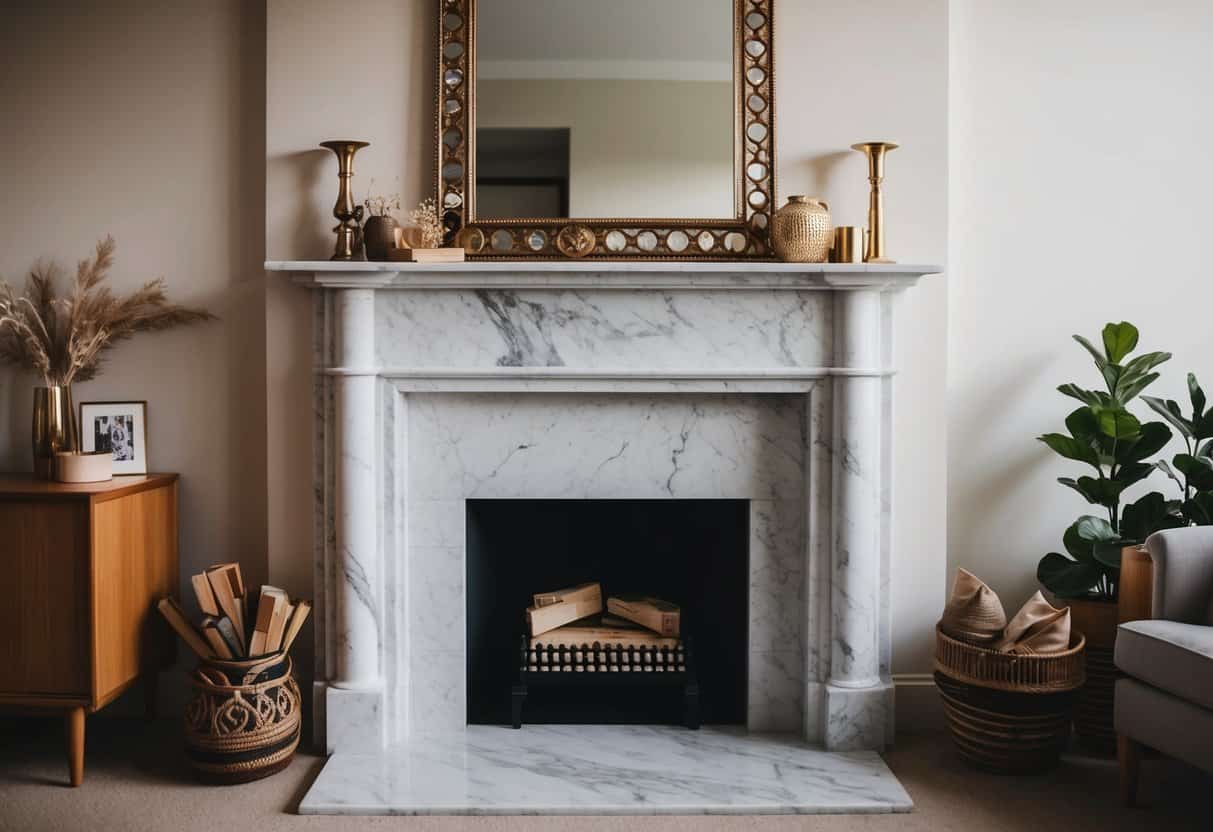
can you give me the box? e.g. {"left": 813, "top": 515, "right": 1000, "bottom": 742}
{"left": 935, "top": 625, "right": 1085, "bottom": 774}
{"left": 184, "top": 653, "right": 302, "bottom": 784}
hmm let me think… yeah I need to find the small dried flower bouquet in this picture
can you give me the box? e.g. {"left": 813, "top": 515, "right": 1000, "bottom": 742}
{"left": 391, "top": 198, "right": 464, "bottom": 263}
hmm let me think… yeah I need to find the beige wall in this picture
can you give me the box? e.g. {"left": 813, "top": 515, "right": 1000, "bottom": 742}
{"left": 477, "top": 79, "right": 734, "bottom": 218}
{"left": 0, "top": 0, "right": 267, "bottom": 709}
{"left": 948, "top": 1, "right": 1213, "bottom": 609}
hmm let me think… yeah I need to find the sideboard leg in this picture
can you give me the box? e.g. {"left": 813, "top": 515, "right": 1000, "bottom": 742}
{"left": 65, "top": 707, "right": 85, "bottom": 787}
{"left": 511, "top": 684, "right": 527, "bottom": 729}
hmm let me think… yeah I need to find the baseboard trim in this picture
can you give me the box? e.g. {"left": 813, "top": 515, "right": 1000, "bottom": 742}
{"left": 893, "top": 673, "right": 944, "bottom": 738}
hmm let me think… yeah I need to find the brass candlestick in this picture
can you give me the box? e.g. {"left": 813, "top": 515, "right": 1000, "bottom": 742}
{"left": 851, "top": 141, "right": 898, "bottom": 264}
{"left": 320, "top": 140, "right": 370, "bottom": 260}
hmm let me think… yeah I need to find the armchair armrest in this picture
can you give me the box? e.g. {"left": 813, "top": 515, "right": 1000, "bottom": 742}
{"left": 1145, "top": 527, "right": 1213, "bottom": 624}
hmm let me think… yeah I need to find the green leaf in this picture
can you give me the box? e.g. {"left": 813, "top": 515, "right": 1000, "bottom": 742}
{"left": 1059, "top": 385, "right": 1114, "bottom": 408}
{"left": 1120, "top": 492, "right": 1183, "bottom": 541}
{"left": 1143, "top": 395, "right": 1194, "bottom": 438}
{"left": 1037, "top": 552, "right": 1104, "bottom": 598}
{"left": 1175, "top": 454, "right": 1213, "bottom": 490}
{"left": 1156, "top": 459, "right": 1186, "bottom": 491}
{"left": 1101, "top": 363, "right": 1124, "bottom": 397}
{"left": 1190, "top": 373, "right": 1207, "bottom": 419}
{"left": 1064, "top": 407, "right": 1100, "bottom": 442}
{"left": 1076, "top": 515, "right": 1117, "bottom": 542}
{"left": 1198, "top": 439, "right": 1213, "bottom": 459}
{"left": 1112, "top": 462, "right": 1154, "bottom": 488}
{"left": 1073, "top": 335, "right": 1107, "bottom": 369}
{"left": 1059, "top": 475, "right": 1125, "bottom": 508}
{"left": 1039, "top": 433, "right": 1100, "bottom": 468}
{"left": 1123, "top": 350, "right": 1171, "bottom": 377}
{"left": 1102, "top": 322, "right": 1139, "bottom": 364}
{"left": 1194, "top": 411, "right": 1213, "bottom": 441}
{"left": 1117, "top": 421, "right": 1172, "bottom": 463}
{"left": 1095, "top": 407, "right": 1141, "bottom": 440}
{"left": 1093, "top": 539, "right": 1127, "bottom": 570}
{"left": 1115, "top": 371, "right": 1161, "bottom": 404}
{"left": 1063, "top": 521, "right": 1094, "bottom": 561}
{"left": 1186, "top": 492, "right": 1213, "bottom": 525}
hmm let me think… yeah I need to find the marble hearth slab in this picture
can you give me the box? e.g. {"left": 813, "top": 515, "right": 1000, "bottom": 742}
{"left": 298, "top": 726, "right": 912, "bottom": 815}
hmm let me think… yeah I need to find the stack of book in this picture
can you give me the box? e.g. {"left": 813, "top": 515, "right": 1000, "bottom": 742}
{"left": 157, "top": 562, "right": 310, "bottom": 661}
{"left": 524, "top": 583, "right": 685, "bottom": 673}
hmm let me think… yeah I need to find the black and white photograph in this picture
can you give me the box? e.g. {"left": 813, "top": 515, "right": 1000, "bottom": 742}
{"left": 80, "top": 401, "right": 148, "bottom": 474}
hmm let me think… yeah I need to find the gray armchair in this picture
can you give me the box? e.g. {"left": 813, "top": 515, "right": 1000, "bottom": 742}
{"left": 1115, "top": 526, "right": 1213, "bottom": 806}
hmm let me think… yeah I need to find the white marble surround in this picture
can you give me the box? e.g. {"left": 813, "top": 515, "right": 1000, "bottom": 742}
{"left": 268, "top": 260, "right": 939, "bottom": 814}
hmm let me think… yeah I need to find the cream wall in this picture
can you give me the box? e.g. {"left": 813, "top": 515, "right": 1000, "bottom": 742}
{"left": 477, "top": 79, "right": 734, "bottom": 218}
{"left": 0, "top": 0, "right": 267, "bottom": 709}
{"left": 948, "top": 1, "right": 1213, "bottom": 608}
{"left": 265, "top": 0, "right": 950, "bottom": 683}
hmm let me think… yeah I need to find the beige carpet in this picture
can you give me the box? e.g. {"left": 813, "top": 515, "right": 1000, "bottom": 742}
{"left": 0, "top": 716, "right": 1206, "bottom": 832}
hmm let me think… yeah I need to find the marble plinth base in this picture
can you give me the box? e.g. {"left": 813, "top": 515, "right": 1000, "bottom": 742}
{"left": 823, "top": 681, "right": 896, "bottom": 751}
{"left": 298, "top": 725, "right": 912, "bottom": 815}
{"left": 323, "top": 684, "right": 384, "bottom": 754}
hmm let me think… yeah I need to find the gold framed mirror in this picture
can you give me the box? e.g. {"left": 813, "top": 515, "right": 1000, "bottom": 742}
{"left": 434, "top": 0, "right": 776, "bottom": 260}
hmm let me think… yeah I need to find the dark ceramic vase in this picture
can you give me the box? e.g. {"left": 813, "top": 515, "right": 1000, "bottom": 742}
{"left": 363, "top": 215, "right": 399, "bottom": 261}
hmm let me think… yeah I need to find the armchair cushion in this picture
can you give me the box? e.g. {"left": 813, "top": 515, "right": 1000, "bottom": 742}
{"left": 1115, "top": 619, "right": 1213, "bottom": 710}
{"left": 1145, "top": 527, "right": 1213, "bottom": 625}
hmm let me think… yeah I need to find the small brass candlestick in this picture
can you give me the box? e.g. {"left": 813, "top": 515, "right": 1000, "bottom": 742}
{"left": 851, "top": 141, "right": 898, "bottom": 264}
{"left": 320, "top": 140, "right": 370, "bottom": 260}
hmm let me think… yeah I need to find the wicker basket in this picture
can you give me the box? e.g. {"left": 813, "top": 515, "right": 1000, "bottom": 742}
{"left": 935, "top": 625, "right": 1085, "bottom": 773}
{"left": 184, "top": 653, "right": 302, "bottom": 784}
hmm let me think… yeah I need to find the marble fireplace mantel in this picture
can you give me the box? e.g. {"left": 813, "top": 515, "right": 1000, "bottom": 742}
{"left": 266, "top": 258, "right": 940, "bottom": 811}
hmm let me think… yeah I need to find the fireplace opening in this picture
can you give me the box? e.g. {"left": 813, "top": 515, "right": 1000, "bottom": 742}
{"left": 466, "top": 499, "right": 749, "bottom": 726}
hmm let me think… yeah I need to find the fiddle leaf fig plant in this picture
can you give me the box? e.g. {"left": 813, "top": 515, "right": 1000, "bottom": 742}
{"left": 1144, "top": 373, "right": 1213, "bottom": 525}
{"left": 1036, "top": 323, "right": 1182, "bottom": 601}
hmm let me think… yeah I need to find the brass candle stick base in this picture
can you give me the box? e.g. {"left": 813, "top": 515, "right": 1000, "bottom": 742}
{"left": 851, "top": 141, "right": 898, "bottom": 264}
{"left": 320, "top": 140, "right": 370, "bottom": 261}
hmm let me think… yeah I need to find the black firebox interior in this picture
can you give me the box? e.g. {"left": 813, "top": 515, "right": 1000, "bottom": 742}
{"left": 465, "top": 499, "right": 749, "bottom": 725}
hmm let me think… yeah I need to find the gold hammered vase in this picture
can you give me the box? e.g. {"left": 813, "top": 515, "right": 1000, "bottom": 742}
{"left": 32, "top": 385, "right": 79, "bottom": 480}
{"left": 771, "top": 196, "right": 833, "bottom": 263}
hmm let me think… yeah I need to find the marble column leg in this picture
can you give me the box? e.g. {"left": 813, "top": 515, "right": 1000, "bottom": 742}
{"left": 327, "top": 288, "right": 385, "bottom": 751}
{"left": 824, "top": 289, "right": 892, "bottom": 751}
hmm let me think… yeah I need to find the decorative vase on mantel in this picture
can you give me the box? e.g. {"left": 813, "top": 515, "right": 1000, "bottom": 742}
{"left": 32, "top": 385, "right": 79, "bottom": 480}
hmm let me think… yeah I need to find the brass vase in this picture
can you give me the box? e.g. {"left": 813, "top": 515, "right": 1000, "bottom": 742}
{"left": 32, "top": 385, "right": 79, "bottom": 480}
{"left": 771, "top": 196, "right": 833, "bottom": 263}
{"left": 319, "top": 140, "right": 370, "bottom": 261}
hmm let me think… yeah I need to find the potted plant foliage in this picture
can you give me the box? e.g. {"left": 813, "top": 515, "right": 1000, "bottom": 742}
{"left": 1035, "top": 322, "right": 1184, "bottom": 751}
{"left": 1144, "top": 373, "right": 1213, "bottom": 525}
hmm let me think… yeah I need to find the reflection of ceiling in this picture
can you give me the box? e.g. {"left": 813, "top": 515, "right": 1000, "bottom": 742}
{"left": 477, "top": 0, "right": 732, "bottom": 82}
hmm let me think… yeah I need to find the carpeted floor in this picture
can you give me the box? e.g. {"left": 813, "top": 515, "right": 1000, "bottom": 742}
{"left": 0, "top": 716, "right": 1207, "bottom": 831}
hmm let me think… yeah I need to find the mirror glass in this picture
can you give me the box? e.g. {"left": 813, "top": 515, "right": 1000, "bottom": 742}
{"left": 474, "top": 0, "right": 734, "bottom": 221}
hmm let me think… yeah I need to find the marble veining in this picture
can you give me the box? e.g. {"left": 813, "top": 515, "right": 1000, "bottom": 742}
{"left": 298, "top": 726, "right": 912, "bottom": 815}
{"left": 375, "top": 289, "right": 830, "bottom": 370}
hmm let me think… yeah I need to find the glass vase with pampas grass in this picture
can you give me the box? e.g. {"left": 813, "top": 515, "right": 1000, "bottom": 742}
{"left": 0, "top": 236, "right": 215, "bottom": 477}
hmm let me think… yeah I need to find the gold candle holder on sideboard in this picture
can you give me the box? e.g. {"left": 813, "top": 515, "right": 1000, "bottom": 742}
{"left": 319, "top": 140, "right": 369, "bottom": 261}
{"left": 851, "top": 141, "right": 898, "bottom": 264}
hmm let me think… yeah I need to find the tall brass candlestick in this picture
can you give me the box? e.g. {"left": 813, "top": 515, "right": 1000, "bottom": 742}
{"left": 320, "top": 140, "right": 370, "bottom": 261}
{"left": 851, "top": 141, "right": 898, "bottom": 264}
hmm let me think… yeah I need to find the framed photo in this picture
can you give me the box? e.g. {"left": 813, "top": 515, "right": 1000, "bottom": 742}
{"left": 80, "top": 401, "right": 148, "bottom": 475}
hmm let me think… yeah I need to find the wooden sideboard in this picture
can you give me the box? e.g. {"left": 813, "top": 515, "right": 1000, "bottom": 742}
{"left": 0, "top": 473, "right": 178, "bottom": 786}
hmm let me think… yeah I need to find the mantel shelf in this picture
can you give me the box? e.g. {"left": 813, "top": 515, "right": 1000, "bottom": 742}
{"left": 265, "top": 260, "right": 943, "bottom": 291}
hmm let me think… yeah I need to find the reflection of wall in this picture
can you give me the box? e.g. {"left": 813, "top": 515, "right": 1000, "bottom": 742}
{"left": 478, "top": 79, "right": 733, "bottom": 218}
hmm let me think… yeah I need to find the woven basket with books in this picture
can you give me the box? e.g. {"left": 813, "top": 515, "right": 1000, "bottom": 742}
{"left": 934, "top": 569, "right": 1086, "bottom": 774}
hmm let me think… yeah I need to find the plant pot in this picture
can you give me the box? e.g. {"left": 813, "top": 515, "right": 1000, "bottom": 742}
{"left": 1062, "top": 550, "right": 1154, "bottom": 755}
{"left": 32, "top": 385, "right": 79, "bottom": 480}
{"left": 363, "top": 215, "right": 399, "bottom": 261}
{"left": 184, "top": 653, "right": 301, "bottom": 784}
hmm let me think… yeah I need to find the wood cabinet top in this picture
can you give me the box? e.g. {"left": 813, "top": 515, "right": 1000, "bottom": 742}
{"left": 0, "top": 473, "right": 178, "bottom": 501}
